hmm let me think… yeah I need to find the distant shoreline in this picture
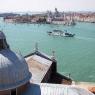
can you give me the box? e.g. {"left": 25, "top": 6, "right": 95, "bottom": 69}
{"left": 1, "top": 10, "right": 95, "bottom": 25}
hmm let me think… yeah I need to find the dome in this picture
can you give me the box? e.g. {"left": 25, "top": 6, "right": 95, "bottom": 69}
{"left": 0, "top": 31, "right": 6, "bottom": 39}
{"left": 0, "top": 49, "right": 31, "bottom": 91}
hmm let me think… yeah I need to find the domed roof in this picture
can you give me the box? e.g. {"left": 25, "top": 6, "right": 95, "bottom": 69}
{"left": 0, "top": 31, "right": 6, "bottom": 39}
{"left": 0, "top": 49, "right": 31, "bottom": 91}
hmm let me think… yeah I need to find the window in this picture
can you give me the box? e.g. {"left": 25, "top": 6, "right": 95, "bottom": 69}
{"left": 0, "top": 40, "right": 3, "bottom": 49}
{"left": 0, "top": 39, "right": 9, "bottom": 50}
{"left": 11, "top": 89, "right": 17, "bottom": 95}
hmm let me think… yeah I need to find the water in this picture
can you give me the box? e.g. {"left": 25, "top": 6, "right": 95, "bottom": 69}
{"left": 0, "top": 18, "right": 95, "bottom": 82}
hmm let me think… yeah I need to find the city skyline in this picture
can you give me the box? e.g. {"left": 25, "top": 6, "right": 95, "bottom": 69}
{"left": 0, "top": 0, "right": 95, "bottom": 12}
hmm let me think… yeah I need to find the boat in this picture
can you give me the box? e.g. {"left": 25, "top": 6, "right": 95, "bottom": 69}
{"left": 47, "top": 30, "right": 75, "bottom": 37}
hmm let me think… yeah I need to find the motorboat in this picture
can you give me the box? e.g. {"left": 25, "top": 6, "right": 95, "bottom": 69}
{"left": 47, "top": 30, "right": 75, "bottom": 37}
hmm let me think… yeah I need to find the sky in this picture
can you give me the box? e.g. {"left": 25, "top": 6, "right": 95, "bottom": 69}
{"left": 0, "top": 0, "right": 95, "bottom": 12}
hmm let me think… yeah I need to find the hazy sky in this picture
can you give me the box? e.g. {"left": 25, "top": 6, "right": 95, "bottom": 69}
{"left": 0, "top": 0, "right": 95, "bottom": 12}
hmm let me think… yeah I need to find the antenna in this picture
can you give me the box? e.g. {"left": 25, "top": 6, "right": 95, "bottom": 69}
{"left": 51, "top": 50, "right": 55, "bottom": 60}
{"left": 68, "top": 73, "right": 71, "bottom": 78}
{"left": 18, "top": 49, "right": 24, "bottom": 58}
{"left": 35, "top": 42, "right": 39, "bottom": 52}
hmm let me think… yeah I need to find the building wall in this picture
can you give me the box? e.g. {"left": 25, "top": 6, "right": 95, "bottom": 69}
{"left": 42, "top": 60, "right": 57, "bottom": 83}
{"left": 17, "top": 82, "right": 30, "bottom": 95}
{"left": 41, "top": 59, "right": 72, "bottom": 85}
{"left": 42, "top": 65, "right": 52, "bottom": 82}
{"left": 0, "top": 82, "right": 30, "bottom": 95}
{"left": 0, "top": 90, "right": 10, "bottom": 95}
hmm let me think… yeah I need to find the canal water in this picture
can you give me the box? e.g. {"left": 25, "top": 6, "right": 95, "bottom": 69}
{"left": 0, "top": 18, "right": 95, "bottom": 82}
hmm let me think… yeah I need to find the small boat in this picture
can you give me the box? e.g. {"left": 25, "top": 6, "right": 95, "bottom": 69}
{"left": 47, "top": 30, "right": 75, "bottom": 37}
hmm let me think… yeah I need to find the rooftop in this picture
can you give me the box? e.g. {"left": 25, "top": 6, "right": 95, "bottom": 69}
{"left": 25, "top": 52, "right": 52, "bottom": 83}
{"left": 22, "top": 83, "right": 94, "bottom": 95}
{"left": 0, "top": 49, "right": 31, "bottom": 91}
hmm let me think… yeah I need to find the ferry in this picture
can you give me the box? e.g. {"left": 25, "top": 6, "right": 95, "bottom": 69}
{"left": 47, "top": 30, "right": 75, "bottom": 37}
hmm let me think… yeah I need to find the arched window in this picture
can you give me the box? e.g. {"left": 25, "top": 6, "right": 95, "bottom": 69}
{"left": 0, "top": 39, "right": 9, "bottom": 50}
{"left": 11, "top": 88, "right": 17, "bottom": 95}
{"left": 0, "top": 39, "right": 4, "bottom": 50}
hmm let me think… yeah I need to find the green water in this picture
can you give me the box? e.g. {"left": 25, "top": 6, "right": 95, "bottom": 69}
{"left": 0, "top": 18, "right": 95, "bottom": 82}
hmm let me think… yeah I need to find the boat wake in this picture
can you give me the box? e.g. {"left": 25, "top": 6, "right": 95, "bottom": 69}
{"left": 76, "top": 36, "right": 95, "bottom": 41}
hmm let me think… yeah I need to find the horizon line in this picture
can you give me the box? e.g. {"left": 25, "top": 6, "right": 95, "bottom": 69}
{"left": 0, "top": 10, "right": 95, "bottom": 13}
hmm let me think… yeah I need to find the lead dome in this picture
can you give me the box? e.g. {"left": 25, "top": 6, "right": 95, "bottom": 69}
{"left": 0, "top": 31, "right": 31, "bottom": 91}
